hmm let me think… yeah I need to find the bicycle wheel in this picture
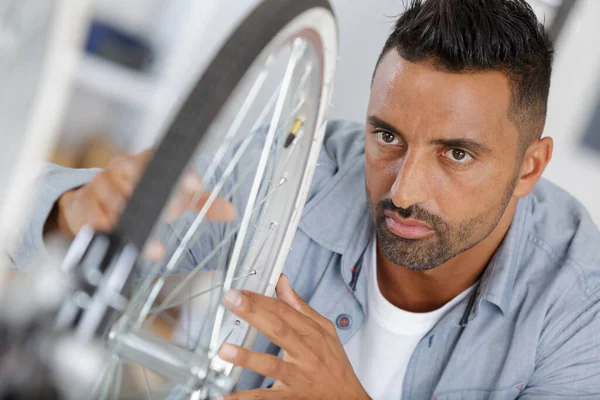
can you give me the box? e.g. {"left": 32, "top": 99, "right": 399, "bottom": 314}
{"left": 60, "top": 0, "right": 338, "bottom": 398}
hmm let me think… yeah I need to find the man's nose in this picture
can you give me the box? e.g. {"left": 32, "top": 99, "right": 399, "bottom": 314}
{"left": 390, "top": 151, "right": 430, "bottom": 209}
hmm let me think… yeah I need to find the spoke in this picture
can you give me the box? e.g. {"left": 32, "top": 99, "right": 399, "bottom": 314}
{"left": 93, "top": 356, "right": 119, "bottom": 400}
{"left": 141, "top": 368, "right": 153, "bottom": 400}
{"left": 130, "top": 86, "right": 303, "bottom": 330}
{"left": 236, "top": 219, "right": 279, "bottom": 283}
{"left": 130, "top": 67, "right": 286, "bottom": 329}
{"left": 209, "top": 39, "right": 307, "bottom": 353}
{"left": 118, "top": 374, "right": 175, "bottom": 400}
{"left": 199, "top": 71, "right": 277, "bottom": 193}
{"left": 110, "top": 361, "right": 123, "bottom": 400}
{"left": 185, "top": 278, "right": 192, "bottom": 348}
{"left": 143, "top": 225, "right": 238, "bottom": 327}
{"left": 142, "top": 309, "right": 180, "bottom": 332}
{"left": 134, "top": 131, "right": 258, "bottom": 329}
{"left": 145, "top": 175, "right": 286, "bottom": 327}
{"left": 114, "top": 230, "right": 182, "bottom": 334}
{"left": 209, "top": 320, "right": 239, "bottom": 361}
{"left": 150, "top": 269, "right": 257, "bottom": 313}
{"left": 119, "top": 389, "right": 172, "bottom": 400}
{"left": 196, "top": 180, "right": 286, "bottom": 354}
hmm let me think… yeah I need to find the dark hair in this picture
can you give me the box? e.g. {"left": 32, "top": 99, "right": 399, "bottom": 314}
{"left": 377, "top": 0, "right": 554, "bottom": 150}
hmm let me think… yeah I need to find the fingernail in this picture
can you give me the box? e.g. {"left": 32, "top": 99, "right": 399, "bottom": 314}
{"left": 223, "top": 290, "right": 242, "bottom": 307}
{"left": 218, "top": 343, "right": 238, "bottom": 360}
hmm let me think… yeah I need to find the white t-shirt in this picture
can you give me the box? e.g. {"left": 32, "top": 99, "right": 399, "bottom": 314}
{"left": 344, "top": 237, "right": 475, "bottom": 400}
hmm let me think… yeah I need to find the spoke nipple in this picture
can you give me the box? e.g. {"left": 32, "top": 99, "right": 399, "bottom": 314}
{"left": 84, "top": 267, "right": 103, "bottom": 286}
{"left": 234, "top": 320, "right": 241, "bottom": 326}
{"left": 250, "top": 270, "right": 257, "bottom": 276}
{"left": 73, "top": 291, "right": 91, "bottom": 309}
{"left": 278, "top": 177, "right": 287, "bottom": 186}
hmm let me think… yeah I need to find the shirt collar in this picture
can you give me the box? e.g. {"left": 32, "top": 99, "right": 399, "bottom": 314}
{"left": 298, "top": 158, "right": 373, "bottom": 285}
{"left": 461, "top": 193, "right": 531, "bottom": 323}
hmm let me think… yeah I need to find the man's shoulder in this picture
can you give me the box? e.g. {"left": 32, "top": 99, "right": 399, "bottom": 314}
{"left": 304, "top": 119, "right": 366, "bottom": 202}
{"left": 524, "top": 179, "right": 600, "bottom": 295}
{"left": 320, "top": 120, "right": 366, "bottom": 168}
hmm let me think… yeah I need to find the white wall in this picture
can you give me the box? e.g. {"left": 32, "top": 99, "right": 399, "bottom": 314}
{"left": 327, "top": 0, "right": 399, "bottom": 122}
{"left": 538, "top": 0, "right": 600, "bottom": 227}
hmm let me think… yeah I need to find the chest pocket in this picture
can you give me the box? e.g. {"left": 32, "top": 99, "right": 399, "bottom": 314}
{"left": 433, "top": 384, "right": 523, "bottom": 400}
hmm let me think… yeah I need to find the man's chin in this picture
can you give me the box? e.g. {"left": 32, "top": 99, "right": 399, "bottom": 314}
{"left": 377, "top": 231, "right": 447, "bottom": 270}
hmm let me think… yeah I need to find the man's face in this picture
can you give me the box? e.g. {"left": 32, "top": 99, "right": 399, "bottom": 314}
{"left": 366, "top": 51, "right": 521, "bottom": 271}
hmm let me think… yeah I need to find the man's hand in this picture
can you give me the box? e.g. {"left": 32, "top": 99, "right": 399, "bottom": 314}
{"left": 49, "top": 150, "right": 236, "bottom": 239}
{"left": 218, "top": 275, "right": 370, "bottom": 400}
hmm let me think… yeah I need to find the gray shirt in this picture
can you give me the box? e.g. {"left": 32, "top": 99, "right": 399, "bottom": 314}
{"left": 12, "top": 120, "right": 600, "bottom": 399}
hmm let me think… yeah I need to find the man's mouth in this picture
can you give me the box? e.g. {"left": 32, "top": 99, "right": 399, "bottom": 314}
{"left": 383, "top": 210, "right": 435, "bottom": 239}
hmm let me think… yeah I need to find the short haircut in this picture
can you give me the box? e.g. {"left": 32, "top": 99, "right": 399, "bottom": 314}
{"left": 376, "top": 0, "right": 554, "bottom": 151}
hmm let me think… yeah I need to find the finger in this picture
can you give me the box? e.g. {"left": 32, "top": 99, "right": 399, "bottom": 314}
{"left": 223, "top": 389, "right": 286, "bottom": 400}
{"left": 57, "top": 189, "right": 84, "bottom": 237}
{"left": 165, "top": 173, "right": 236, "bottom": 222}
{"left": 77, "top": 189, "right": 113, "bottom": 232}
{"left": 141, "top": 240, "right": 166, "bottom": 261}
{"left": 218, "top": 343, "right": 291, "bottom": 383}
{"left": 106, "top": 166, "right": 137, "bottom": 198}
{"left": 271, "top": 380, "right": 286, "bottom": 389}
{"left": 224, "top": 289, "right": 324, "bottom": 337}
{"left": 276, "top": 275, "right": 334, "bottom": 333}
{"left": 164, "top": 173, "right": 203, "bottom": 222}
{"left": 88, "top": 173, "right": 126, "bottom": 220}
{"left": 195, "top": 191, "right": 237, "bottom": 221}
{"left": 178, "top": 173, "right": 237, "bottom": 221}
{"left": 107, "top": 151, "right": 151, "bottom": 193}
{"left": 222, "top": 291, "right": 311, "bottom": 358}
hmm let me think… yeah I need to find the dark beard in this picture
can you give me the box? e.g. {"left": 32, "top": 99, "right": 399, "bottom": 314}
{"left": 367, "top": 185, "right": 515, "bottom": 271}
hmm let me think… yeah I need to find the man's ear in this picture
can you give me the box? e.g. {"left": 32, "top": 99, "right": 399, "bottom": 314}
{"left": 512, "top": 136, "right": 553, "bottom": 198}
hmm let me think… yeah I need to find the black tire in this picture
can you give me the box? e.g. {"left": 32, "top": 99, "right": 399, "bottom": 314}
{"left": 114, "top": 0, "right": 334, "bottom": 251}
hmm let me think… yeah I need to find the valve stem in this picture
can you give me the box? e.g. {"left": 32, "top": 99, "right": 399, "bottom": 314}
{"left": 284, "top": 118, "right": 304, "bottom": 148}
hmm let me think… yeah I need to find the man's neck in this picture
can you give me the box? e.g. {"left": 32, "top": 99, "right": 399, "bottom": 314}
{"left": 376, "top": 201, "right": 517, "bottom": 313}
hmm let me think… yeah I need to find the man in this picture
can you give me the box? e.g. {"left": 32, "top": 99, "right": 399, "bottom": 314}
{"left": 12, "top": 0, "right": 600, "bottom": 398}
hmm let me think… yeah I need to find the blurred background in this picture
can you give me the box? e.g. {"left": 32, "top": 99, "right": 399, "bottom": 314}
{"left": 49, "top": 0, "right": 600, "bottom": 225}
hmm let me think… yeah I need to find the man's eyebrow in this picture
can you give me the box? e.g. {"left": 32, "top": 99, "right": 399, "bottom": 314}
{"left": 367, "top": 116, "right": 405, "bottom": 138}
{"left": 431, "top": 138, "right": 491, "bottom": 154}
{"left": 368, "top": 115, "right": 491, "bottom": 154}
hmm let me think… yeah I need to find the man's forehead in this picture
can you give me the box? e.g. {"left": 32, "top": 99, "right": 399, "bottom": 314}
{"left": 369, "top": 51, "right": 515, "bottom": 145}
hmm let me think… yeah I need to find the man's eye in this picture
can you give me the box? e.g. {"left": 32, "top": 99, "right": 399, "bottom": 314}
{"left": 444, "top": 148, "right": 473, "bottom": 163}
{"left": 376, "top": 131, "right": 399, "bottom": 145}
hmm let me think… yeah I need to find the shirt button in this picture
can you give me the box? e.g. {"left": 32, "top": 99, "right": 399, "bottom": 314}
{"left": 336, "top": 314, "right": 352, "bottom": 330}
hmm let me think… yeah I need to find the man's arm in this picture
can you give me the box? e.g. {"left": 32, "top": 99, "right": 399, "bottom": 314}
{"left": 10, "top": 151, "right": 236, "bottom": 270}
{"left": 9, "top": 163, "right": 100, "bottom": 268}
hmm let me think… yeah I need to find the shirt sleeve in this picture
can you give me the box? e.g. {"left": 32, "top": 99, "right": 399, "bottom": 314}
{"left": 517, "top": 294, "right": 600, "bottom": 399}
{"left": 8, "top": 163, "right": 100, "bottom": 269}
